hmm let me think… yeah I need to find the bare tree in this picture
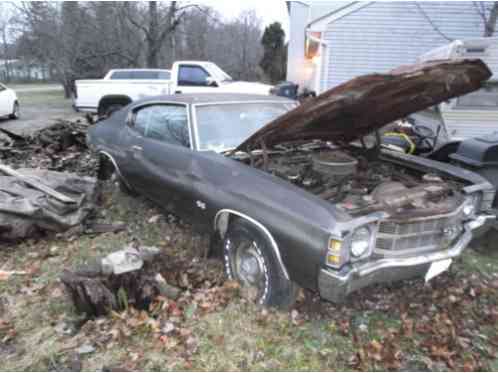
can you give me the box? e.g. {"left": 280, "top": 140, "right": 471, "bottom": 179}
{"left": 0, "top": 3, "right": 14, "bottom": 82}
{"left": 474, "top": 1, "right": 498, "bottom": 36}
{"left": 11, "top": 1, "right": 266, "bottom": 89}
{"left": 122, "top": 1, "right": 201, "bottom": 68}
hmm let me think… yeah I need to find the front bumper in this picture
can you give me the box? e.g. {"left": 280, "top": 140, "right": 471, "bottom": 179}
{"left": 318, "top": 215, "right": 493, "bottom": 303}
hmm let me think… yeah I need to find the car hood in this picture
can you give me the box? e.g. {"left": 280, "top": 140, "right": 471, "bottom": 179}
{"left": 236, "top": 59, "right": 491, "bottom": 151}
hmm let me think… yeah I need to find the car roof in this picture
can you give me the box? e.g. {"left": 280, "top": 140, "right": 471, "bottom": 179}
{"left": 132, "top": 93, "right": 296, "bottom": 106}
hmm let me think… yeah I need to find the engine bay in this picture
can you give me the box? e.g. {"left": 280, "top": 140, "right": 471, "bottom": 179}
{"left": 239, "top": 143, "right": 465, "bottom": 218}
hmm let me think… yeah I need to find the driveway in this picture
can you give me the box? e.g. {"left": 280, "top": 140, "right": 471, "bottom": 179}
{"left": 0, "top": 84, "right": 84, "bottom": 137}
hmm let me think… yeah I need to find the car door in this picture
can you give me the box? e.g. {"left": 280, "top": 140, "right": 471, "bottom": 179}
{"left": 175, "top": 64, "right": 218, "bottom": 94}
{"left": 124, "top": 103, "right": 196, "bottom": 217}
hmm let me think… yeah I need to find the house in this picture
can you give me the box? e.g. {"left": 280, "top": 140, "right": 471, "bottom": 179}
{"left": 287, "top": 1, "right": 490, "bottom": 94}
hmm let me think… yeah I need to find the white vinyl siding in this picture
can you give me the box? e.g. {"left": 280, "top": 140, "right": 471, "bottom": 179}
{"left": 323, "top": 2, "right": 484, "bottom": 89}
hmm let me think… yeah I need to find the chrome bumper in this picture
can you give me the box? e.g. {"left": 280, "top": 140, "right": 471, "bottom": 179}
{"left": 318, "top": 215, "right": 494, "bottom": 303}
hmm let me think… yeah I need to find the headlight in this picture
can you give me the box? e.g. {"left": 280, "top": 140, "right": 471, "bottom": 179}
{"left": 350, "top": 227, "right": 372, "bottom": 258}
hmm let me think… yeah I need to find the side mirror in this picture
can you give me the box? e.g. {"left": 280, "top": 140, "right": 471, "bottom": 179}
{"left": 206, "top": 77, "right": 218, "bottom": 87}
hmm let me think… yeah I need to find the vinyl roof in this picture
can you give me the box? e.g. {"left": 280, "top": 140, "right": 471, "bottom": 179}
{"left": 133, "top": 93, "right": 296, "bottom": 106}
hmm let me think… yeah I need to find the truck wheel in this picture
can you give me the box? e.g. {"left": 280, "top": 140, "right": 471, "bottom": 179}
{"left": 9, "top": 102, "right": 19, "bottom": 119}
{"left": 223, "top": 219, "right": 297, "bottom": 309}
{"left": 104, "top": 104, "right": 124, "bottom": 118}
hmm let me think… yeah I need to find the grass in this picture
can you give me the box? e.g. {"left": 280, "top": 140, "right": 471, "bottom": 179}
{"left": 1, "top": 184, "right": 498, "bottom": 371}
{"left": 17, "top": 89, "right": 69, "bottom": 109}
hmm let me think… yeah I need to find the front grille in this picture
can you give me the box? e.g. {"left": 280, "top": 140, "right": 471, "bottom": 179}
{"left": 375, "top": 206, "right": 466, "bottom": 256}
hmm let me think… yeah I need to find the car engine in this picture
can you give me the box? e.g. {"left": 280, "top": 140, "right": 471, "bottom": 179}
{"left": 244, "top": 143, "right": 465, "bottom": 218}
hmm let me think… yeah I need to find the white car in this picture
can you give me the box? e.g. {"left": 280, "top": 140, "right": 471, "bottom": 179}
{"left": 0, "top": 83, "right": 19, "bottom": 119}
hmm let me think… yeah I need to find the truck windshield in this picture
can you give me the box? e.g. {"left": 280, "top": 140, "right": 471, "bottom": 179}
{"left": 195, "top": 102, "right": 296, "bottom": 152}
{"left": 206, "top": 63, "right": 233, "bottom": 82}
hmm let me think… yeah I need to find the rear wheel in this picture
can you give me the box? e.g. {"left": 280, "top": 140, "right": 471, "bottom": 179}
{"left": 9, "top": 102, "right": 19, "bottom": 119}
{"left": 118, "top": 177, "right": 138, "bottom": 196}
{"left": 223, "top": 219, "right": 297, "bottom": 309}
{"left": 98, "top": 156, "right": 138, "bottom": 196}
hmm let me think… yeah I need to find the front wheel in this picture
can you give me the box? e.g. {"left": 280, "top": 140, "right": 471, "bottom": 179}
{"left": 223, "top": 219, "right": 297, "bottom": 309}
{"left": 9, "top": 102, "right": 19, "bottom": 119}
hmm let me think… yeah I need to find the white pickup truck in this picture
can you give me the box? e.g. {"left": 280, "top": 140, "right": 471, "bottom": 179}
{"left": 73, "top": 61, "right": 274, "bottom": 116}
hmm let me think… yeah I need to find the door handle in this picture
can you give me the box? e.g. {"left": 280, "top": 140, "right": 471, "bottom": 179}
{"left": 132, "top": 145, "right": 143, "bottom": 152}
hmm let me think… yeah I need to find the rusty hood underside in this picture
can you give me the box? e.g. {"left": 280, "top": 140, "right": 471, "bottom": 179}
{"left": 236, "top": 59, "right": 492, "bottom": 151}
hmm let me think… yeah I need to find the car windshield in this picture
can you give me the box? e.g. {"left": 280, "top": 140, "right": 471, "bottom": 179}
{"left": 195, "top": 102, "right": 296, "bottom": 152}
{"left": 206, "top": 63, "right": 233, "bottom": 82}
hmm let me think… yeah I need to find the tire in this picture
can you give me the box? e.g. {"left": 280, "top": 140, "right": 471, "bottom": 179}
{"left": 98, "top": 104, "right": 124, "bottom": 120}
{"left": 118, "top": 177, "right": 138, "bottom": 196}
{"left": 471, "top": 226, "right": 498, "bottom": 253}
{"left": 223, "top": 219, "right": 297, "bottom": 309}
{"left": 9, "top": 102, "right": 19, "bottom": 119}
{"left": 98, "top": 156, "right": 138, "bottom": 196}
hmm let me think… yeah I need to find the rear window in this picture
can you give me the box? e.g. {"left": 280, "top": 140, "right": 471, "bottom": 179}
{"left": 110, "top": 71, "right": 133, "bottom": 80}
{"left": 110, "top": 70, "right": 170, "bottom": 80}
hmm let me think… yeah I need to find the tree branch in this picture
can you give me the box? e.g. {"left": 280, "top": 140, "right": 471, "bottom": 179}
{"left": 416, "top": 3, "right": 453, "bottom": 42}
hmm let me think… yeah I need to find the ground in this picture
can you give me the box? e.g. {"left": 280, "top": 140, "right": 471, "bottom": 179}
{"left": 0, "top": 84, "right": 497, "bottom": 371}
{"left": 0, "top": 83, "right": 82, "bottom": 136}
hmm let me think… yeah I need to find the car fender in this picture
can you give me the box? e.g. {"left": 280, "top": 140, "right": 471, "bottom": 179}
{"left": 214, "top": 208, "right": 290, "bottom": 280}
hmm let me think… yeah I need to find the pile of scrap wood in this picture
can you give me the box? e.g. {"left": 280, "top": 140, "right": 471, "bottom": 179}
{"left": 0, "top": 165, "right": 97, "bottom": 241}
{"left": 0, "top": 119, "right": 97, "bottom": 176}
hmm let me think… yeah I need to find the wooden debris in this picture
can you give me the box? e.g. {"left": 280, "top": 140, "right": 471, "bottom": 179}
{"left": 0, "top": 164, "right": 77, "bottom": 204}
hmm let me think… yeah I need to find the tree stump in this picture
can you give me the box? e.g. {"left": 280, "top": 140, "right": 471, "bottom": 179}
{"left": 60, "top": 247, "right": 181, "bottom": 317}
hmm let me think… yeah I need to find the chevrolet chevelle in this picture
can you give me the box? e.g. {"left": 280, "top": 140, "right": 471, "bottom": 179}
{"left": 89, "top": 60, "right": 495, "bottom": 308}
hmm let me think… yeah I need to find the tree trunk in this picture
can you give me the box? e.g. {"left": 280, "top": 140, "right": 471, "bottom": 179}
{"left": 62, "top": 79, "right": 74, "bottom": 99}
{"left": 484, "top": 2, "right": 498, "bottom": 36}
{"left": 146, "top": 1, "right": 159, "bottom": 68}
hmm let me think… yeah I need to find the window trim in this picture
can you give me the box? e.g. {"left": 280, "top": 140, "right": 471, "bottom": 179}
{"left": 177, "top": 64, "right": 212, "bottom": 87}
{"left": 129, "top": 101, "right": 194, "bottom": 150}
{"left": 191, "top": 100, "right": 298, "bottom": 152}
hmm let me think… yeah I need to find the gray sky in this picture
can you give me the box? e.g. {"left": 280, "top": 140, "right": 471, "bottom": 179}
{"left": 197, "top": 0, "right": 290, "bottom": 33}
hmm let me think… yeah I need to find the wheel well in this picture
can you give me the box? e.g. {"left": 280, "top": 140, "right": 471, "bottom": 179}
{"left": 97, "top": 95, "right": 132, "bottom": 116}
{"left": 97, "top": 153, "right": 116, "bottom": 181}
{"left": 213, "top": 209, "right": 290, "bottom": 280}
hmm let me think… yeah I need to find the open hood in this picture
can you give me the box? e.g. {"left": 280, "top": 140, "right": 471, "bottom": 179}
{"left": 236, "top": 59, "right": 491, "bottom": 151}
